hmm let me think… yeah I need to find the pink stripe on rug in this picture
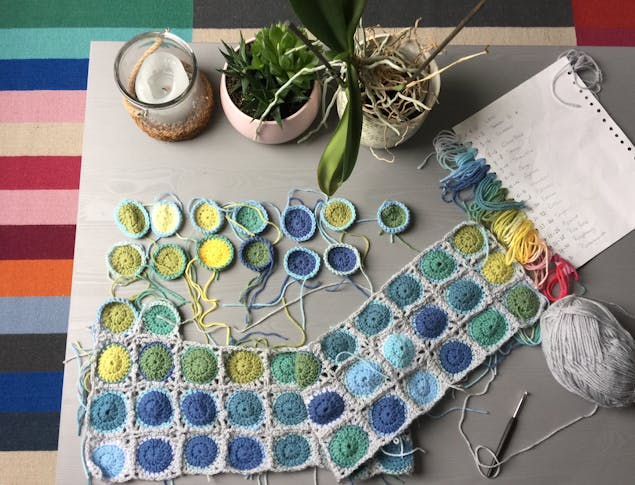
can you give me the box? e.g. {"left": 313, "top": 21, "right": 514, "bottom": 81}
{"left": 0, "top": 91, "right": 86, "bottom": 123}
{"left": 0, "top": 190, "right": 78, "bottom": 225}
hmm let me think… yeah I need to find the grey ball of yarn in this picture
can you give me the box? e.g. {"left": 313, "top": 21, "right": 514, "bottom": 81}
{"left": 541, "top": 295, "right": 635, "bottom": 407}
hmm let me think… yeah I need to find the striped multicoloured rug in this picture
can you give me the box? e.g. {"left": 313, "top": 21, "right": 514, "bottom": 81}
{"left": 1, "top": 1, "right": 633, "bottom": 483}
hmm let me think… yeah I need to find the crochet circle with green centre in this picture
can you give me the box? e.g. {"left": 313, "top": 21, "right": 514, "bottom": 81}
{"left": 141, "top": 302, "right": 179, "bottom": 336}
{"left": 108, "top": 244, "right": 144, "bottom": 277}
{"left": 380, "top": 204, "right": 406, "bottom": 229}
{"left": 243, "top": 239, "right": 272, "bottom": 270}
{"left": 181, "top": 347, "right": 218, "bottom": 384}
{"left": 419, "top": 249, "right": 457, "bottom": 282}
{"left": 481, "top": 252, "right": 514, "bottom": 285}
{"left": 328, "top": 425, "right": 369, "bottom": 468}
{"left": 234, "top": 204, "right": 268, "bottom": 235}
{"left": 452, "top": 225, "right": 484, "bottom": 255}
{"left": 139, "top": 343, "right": 173, "bottom": 381}
{"left": 294, "top": 352, "right": 321, "bottom": 388}
{"left": 506, "top": 285, "right": 540, "bottom": 320}
{"left": 151, "top": 244, "right": 187, "bottom": 280}
{"left": 116, "top": 200, "right": 148, "bottom": 238}
{"left": 226, "top": 350, "right": 264, "bottom": 384}
{"left": 468, "top": 308, "right": 508, "bottom": 347}
{"left": 100, "top": 300, "right": 136, "bottom": 333}
{"left": 271, "top": 352, "right": 296, "bottom": 385}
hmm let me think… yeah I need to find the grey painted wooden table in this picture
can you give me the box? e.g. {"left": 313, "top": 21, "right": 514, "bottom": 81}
{"left": 56, "top": 42, "right": 635, "bottom": 485}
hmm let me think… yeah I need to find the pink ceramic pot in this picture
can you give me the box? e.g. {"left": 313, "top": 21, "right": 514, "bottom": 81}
{"left": 220, "top": 71, "right": 321, "bottom": 145}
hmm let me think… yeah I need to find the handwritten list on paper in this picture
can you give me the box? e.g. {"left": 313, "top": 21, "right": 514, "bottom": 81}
{"left": 453, "top": 57, "right": 635, "bottom": 268}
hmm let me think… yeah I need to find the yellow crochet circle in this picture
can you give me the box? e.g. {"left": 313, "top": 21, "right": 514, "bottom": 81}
{"left": 194, "top": 203, "right": 220, "bottom": 231}
{"left": 152, "top": 203, "right": 179, "bottom": 235}
{"left": 481, "top": 252, "right": 514, "bottom": 285}
{"left": 226, "top": 350, "right": 264, "bottom": 384}
{"left": 453, "top": 225, "right": 484, "bottom": 255}
{"left": 197, "top": 237, "right": 233, "bottom": 270}
{"left": 323, "top": 201, "right": 353, "bottom": 229}
{"left": 101, "top": 301, "right": 135, "bottom": 333}
{"left": 118, "top": 203, "right": 147, "bottom": 236}
{"left": 97, "top": 343, "right": 131, "bottom": 383}
{"left": 109, "top": 244, "right": 143, "bottom": 277}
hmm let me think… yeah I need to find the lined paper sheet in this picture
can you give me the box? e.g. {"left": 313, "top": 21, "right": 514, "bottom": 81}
{"left": 453, "top": 56, "right": 635, "bottom": 267}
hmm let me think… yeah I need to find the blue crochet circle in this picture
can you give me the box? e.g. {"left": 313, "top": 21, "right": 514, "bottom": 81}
{"left": 274, "top": 434, "right": 311, "bottom": 468}
{"left": 181, "top": 390, "right": 217, "bottom": 427}
{"left": 90, "top": 391, "right": 127, "bottom": 433}
{"left": 321, "top": 329, "right": 357, "bottom": 363}
{"left": 307, "top": 391, "right": 345, "bottom": 425}
{"left": 378, "top": 438, "right": 414, "bottom": 473}
{"left": 184, "top": 435, "right": 218, "bottom": 469}
{"left": 227, "top": 391, "right": 264, "bottom": 429}
{"left": 136, "top": 389, "right": 173, "bottom": 427}
{"left": 439, "top": 341, "right": 473, "bottom": 374}
{"left": 370, "top": 395, "right": 407, "bottom": 435}
{"left": 281, "top": 205, "right": 316, "bottom": 242}
{"left": 323, "top": 244, "right": 360, "bottom": 276}
{"left": 189, "top": 198, "right": 225, "bottom": 234}
{"left": 345, "top": 360, "right": 385, "bottom": 397}
{"left": 137, "top": 438, "right": 173, "bottom": 474}
{"left": 273, "top": 392, "right": 307, "bottom": 426}
{"left": 382, "top": 334, "right": 415, "bottom": 369}
{"left": 92, "top": 444, "right": 125, "bottom": 479}
{"left": 228, "top": 436, "right": 264, "bottom": 471}
{"left": 377, "top": 200, "right": 410, "bottom": 234}
{"left": 238, "top": 236, "right": 274, "bottom": 272}
{"left": 387, "top": 274, "right": 423, "bottom": 309}
{"left": 320, "top": 197, "right": 357, "bottom": 232}
{"left": 114, "top": 199, "right": 149, "bottom": 239}
{"left": 150, "top": 199, "right": 183, "bottom": 238}
{"left": 412, "top": 305, "right": 448, "bottom": 340}
{"left": 232, "top": 201, "right": 269, "bottom": 237}
{"left": 284, "top": 246, "right": 320, "bottom": 280}
{"left": 407, "top": 370, "right": 439, "bottom": 406}
{"left": 355, "top": 302, "right": 392, "bottom": 336}
{"left": 446, "top": 278, "right": 483, "bottom": 313}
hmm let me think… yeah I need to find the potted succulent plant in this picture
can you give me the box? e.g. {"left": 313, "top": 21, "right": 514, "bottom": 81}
{"left": 219, "top": 23, "right": 322, "bottom": 144}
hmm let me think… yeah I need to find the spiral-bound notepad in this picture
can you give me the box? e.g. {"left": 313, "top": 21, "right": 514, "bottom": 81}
{"left": 453, "top": 56, "right": 635, "bottom": 268}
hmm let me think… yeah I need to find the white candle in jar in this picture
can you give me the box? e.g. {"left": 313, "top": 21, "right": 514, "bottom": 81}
{"left": 135, "top": 51, "right": 190, "bottom": 104}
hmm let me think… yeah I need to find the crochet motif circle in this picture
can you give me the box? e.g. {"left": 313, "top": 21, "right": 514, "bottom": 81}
{"left": 419, "top": 248, "right": 457, "bottom": 283}
{"left": 150, "top": 200, "right": 182, "bottom": 238}
{"left": 185, "top": 435, "right": 218, "bottom": 468}
{"left": 227, "top": 391, "right": 264, "bottom": 428}
{"left": 92, "top": 444, "right": 125, "bottom": 479}
{"left": 97, "top": 343, "right": 131, "bottom": 383}
{"left": 445, "top": 278, "right": 483, "bottom": 313}
{"left": 273, "top": 392, "right": 307, "bottom": 425}
{"left": 190, "top": 198, "right": 224, "bottom": 234}
{"left": 226, "top": 350, "right": 264, "bottom": 384}
{"left": 228, "top": 436, "right": 264, "bottom": 471}
{"left": 505, "top": 285, "right": 540, "bottom": 320}
{"left": 181, "top": 348, "right": 218, "bottom": 384}
{"left": 308, "top": 391, "right": 345, "bottom": 425}
{"left": 136, "top": 389, "right": 173, "bottom": 427}
{"left": 90, "top": 391, "right": 127, "bottom": 433}
{"left": 137, "top": 438, "right": 173, "bottom": 473}
{"left": 274, "top": 434, "right": 311, "bottom": 468}
{"left": 181, "top": 390, "right": 217, "bottom": 427}
{"left": 321, "top": 329, "right": 357, "bottom": 363}
{"left": 196, "top": 235, "right": 235, "bottom": 272}
{"left": 378, "top": 438, "right": 413, "bottom": 473}
{"left": 328, "top": 425, "right": 369, "bottom": 468}
{"left": 481, "top": 252, "right": 514, "bottom": 285}
{"left": 98, "top": 298, "right": 137, "bottom": 334}
{"left": 468, "top": 308, "right": 508, "bottom": 347}
{"left": 107, "top": 242, "right": 146, "bottom": 278}
{"left": 387, "top": 273, "right": 423, "bottom": 309}
{"left": 141, "top": 300, "right": 180, "bottom": 336}
{"left": 452, "top": 224, "right": 484, "bottom": 255}
{"left": 323, "top": 244, "right": 360, "bottom": 276}
{"left": 412, "top": 304, "right": 448, "bottom": 340}
{"left": 370, "top": 395, "right": 407, "bottom": 435}
{"left": 151, "top": 243, "right": 187, "bottom": 280}
{"left": 355, "top": 302, "right": 392, "bottom": 336}
{"left": 439, "top": 340, "right": 473, "bottom": 374}
{"left": 377, "top": 200, "right": 410, "bottom": 234}
{"left": 382, "top": 334, "right": 415, "bottom": 369}
{"left": 114, "top": 199, "right": 149, "bottom": 239}
{"left": 139, "top": 342, "right": 174, "bottom": 381}
{"left": 239, "top": 237, "right": 274, "bottom": 272}
{"left": 320, "top": 198, "right": 356, "bottom": 232}
{"left": 270, "top": 352, "right": 296, "bottom": 384}
{"left": 407, "top": 370, "right": 439, "bottom": 406}
{"left": 281, "top": 204, "right": 316, "bottom": 242}
{"left": 345, "top": 360, "right": 384, "bottom": 397}
{"left": 295, "top": 352, "right": 321, "bottom": 388}
{"left": 232, "top": 201, "right": 269, "bottom": 237}
{"left": 284, "top": 246, "right": 320, "bottom": 280}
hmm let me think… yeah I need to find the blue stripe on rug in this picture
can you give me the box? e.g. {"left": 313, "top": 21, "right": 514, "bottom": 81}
{"left": 0, "top": 412, "right": 60, "bottom": 450}
{"left": 0, "top": 372, "right": 63, "bottom": 412}
{"left": 0, "top": 296, "right": 70, "bottom": 334}
{"left": 0, "top": 59, "right": 88, "bottom": 90}
{"left": 0, "top": 27, "right": 192, "bottom": 59}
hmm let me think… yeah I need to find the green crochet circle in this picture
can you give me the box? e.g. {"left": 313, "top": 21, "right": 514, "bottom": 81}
{"left": 142, "top": 302, "right": 179, "bottom": 336}
{"left": 506, "top": 285, "right": 540, "bottom": 320}
{"left": 139, "top": 343, "right": 173, "bottom": 381}
{"left": 468, "top": 309, "right": 508, "bottom": 347}
{"left": 380, "top": 204, "right": 407, "bottom": 229}
{"left": 226, "top": 350, "right": 264, "bottom": 384}
{"left": 419, "top": 249, "right": 457, "bottom": 282}
{"left": 181, "top": 347, "right": 218, "bottom": 384}
{"left": 328, "top": 425, "right": 369, "bottom": 468}
{"left": 294, "top": 352, "right": 321, "bottom": 388}
{"left": 271, "top": 352, "right": 296, "bottom": 385}
{"left": 452, "top": 225, "right": 484, "bottom": 255}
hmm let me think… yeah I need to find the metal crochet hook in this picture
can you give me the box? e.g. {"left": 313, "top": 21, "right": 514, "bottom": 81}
{"left": 486, "top": 391, "right": 529, "bottom": 478}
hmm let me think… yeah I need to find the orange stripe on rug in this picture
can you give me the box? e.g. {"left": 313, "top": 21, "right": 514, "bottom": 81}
{"left": 0, "top": 189, "right": 78, "bottom": 225}
{"left": 0, "top": 260, "right": 73, "bottom": 297}
{"left": 0, "top": 91, "right": 86, "bottom": 123}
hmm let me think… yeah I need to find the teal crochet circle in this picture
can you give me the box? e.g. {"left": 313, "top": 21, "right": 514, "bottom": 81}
{"left": 273, "top": 392, "right": 307, "bottom": 425}
{"left": 445, "top": 278, "right": 483, "bottom": 313}
{"left": 355, "top": 302, "right": 392, "bottom": 336}
{"left": 232, "top": 201, "right": 269, "bottom": 237}
{"left": 387, "top": 274, "right": 423, "bottom": 309}
{"left": 227, "top": 391, "right": 264, "bottom": 429}
{"left": 321, "top": 329, "right": 357, "bottom": 363}
{"left": 92, "top": 444, "right": 125, "bottom": 479}
{"left": 274, "top": 434, "right": 311, "bottom": 468}
{"left": 90, "top": 391, "right": 127, "bottom": 433}
{"left": 141, "top": 300, "right": 180, "bottom": 336}
{"left": 419, "top": 249, "right": 457, "bottom": 283}
{"left": 382, "top": 334, "right": 415, "bottom": 369}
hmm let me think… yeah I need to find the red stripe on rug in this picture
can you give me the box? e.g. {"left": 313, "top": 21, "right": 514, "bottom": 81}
{"left": 572, "top": 0, "right": 635, "bottom": 45}
{"left": 575, "top": 27, "right": 635, "bottom": 46}
{"left": 0, "top": 225, "right": 76, "bottom": 260}
{"left": 1, "top": 156, "right": 81, "bottom": 190}
{"left": 0, "top": 190, "right": 78, "bottom": 225}
{"left": 0, "top": 91, "right": 86, "bottom": 123}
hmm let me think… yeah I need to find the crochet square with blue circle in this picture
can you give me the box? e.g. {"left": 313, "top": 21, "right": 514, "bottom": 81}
{"left": 84, "top": 221, "right": 547, "bottom": 482}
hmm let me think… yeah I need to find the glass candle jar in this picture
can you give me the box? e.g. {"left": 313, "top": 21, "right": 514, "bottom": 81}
{"left": 114, "top": 30, "right": 214, "bottom": 141}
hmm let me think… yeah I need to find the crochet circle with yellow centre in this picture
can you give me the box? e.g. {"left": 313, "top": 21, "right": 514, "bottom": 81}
{"left": 100, "top": 300, "right": 135, "bottom": 333}
{"left": 195, "top": 203, "right": 221, "bottom": 231}
{"left": 196, "top": 235, "right": 234, "bottom": 271}
{"left": 481, "top": 252, "right": 514, "bottom": 285}
{"left": 323, "top": 201, "right": 353, "bottom": 230}
{"left": 152, "top": 202, "right": 180, "bottom": 235}
{"left": 226, "top": 350, "right": 264, "bottom": 384}
{"left": 452, "top": 225, "right": 484, "bottom": 255}
{"left": 97, "top": 343, "right": 131, "bottom": 383}
{"left": 109, "top": 244, "right": 144, "bottom": 277}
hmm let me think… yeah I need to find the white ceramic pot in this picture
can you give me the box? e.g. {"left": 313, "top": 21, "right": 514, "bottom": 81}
{"left": 220, "top": 63, "right": 321, "bottom": 144}
{"left": 337, "top": 39, "right": 441, "bottom": 149}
